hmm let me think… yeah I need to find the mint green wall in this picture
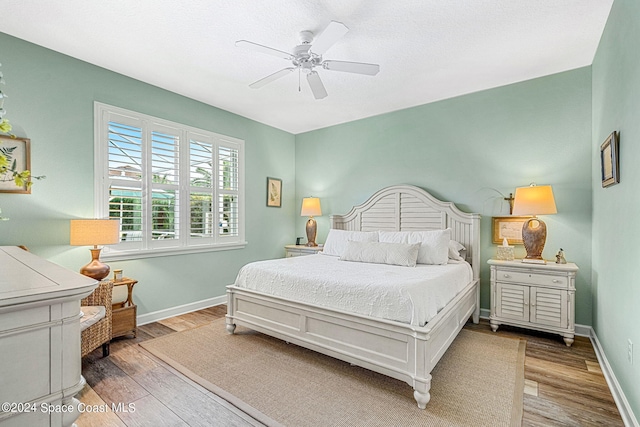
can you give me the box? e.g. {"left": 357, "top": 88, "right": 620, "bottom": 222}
{"left": 295, "top": 68, "right": 593, "bottom": 325}
{"left": 0, "top": 33, "right": 296, "bottom": 316}
{"left": 592, "top": 0, "right": 640, "bottom": 419}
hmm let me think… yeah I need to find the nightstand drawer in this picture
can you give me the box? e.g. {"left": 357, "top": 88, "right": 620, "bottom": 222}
{"left": 284, "top": 245, "right": 323, "bottom": 257}
{"left": 286, "top": 251, "right": 305, "bottom": 257}
{"left": 496, "top": 269, "right": 568, "bottom": 288}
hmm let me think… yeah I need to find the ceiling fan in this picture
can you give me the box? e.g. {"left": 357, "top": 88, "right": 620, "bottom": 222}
{"left": 236, "top": 21, "right": 380, "bottom": 100}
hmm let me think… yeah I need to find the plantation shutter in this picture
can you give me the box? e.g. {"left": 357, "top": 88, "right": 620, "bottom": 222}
{"left": 107, "top": 118, "right": 143, "bottom": 247}
{"left": 188, "top": 134, "right": 215, "bottom": 242}
{"left": 96, "top": 102, "right": 245, "bottom": 258}
{"left": 218, "top": 141, "right": 240, "bottom": 238}
{"left": 149, "top": 125, "right": 180, "bottom": 246}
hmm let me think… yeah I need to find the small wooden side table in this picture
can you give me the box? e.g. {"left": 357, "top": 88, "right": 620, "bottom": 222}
{"left": 111, "top": 277, "right": 138, "bottom": 339}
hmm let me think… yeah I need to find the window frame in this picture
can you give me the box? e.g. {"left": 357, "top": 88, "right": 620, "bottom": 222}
{"left": 94, "top": 102, "right": 246, "bottom": 261}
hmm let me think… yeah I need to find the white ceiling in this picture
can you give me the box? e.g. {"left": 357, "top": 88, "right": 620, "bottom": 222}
{"left": 2, "top": 0, "right": 612, "bottom": 134}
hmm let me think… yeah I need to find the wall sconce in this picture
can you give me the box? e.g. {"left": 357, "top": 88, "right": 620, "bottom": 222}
{"left": 512, "top": 184, "right": 557, "bottom": 264}
{"left": 300, "top": 197, "right": 322, "bottom": 247}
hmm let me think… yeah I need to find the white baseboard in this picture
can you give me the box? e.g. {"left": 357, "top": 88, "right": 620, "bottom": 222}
{"left": 575, "top": 323, "right": 592, "bottom": 337}
{"left": 589, "top": 328, "right": 639, "bottom": 427}
{"left": 137, "top": 295, "right": 226, "bottom": 326}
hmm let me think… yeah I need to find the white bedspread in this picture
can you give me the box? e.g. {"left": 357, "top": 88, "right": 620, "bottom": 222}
{"left": 233, "top": 254, "right": 473, "bottom": 326}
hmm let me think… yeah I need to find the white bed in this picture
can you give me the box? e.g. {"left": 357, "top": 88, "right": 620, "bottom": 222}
{"left": 234, "top": 255, "right": 473, "bottom": 327}
{"left": 226, "top": 185, "right": 480, "bottom": 409}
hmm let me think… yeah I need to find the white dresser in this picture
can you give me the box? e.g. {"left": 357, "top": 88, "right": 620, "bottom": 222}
{"left": 487, "top": 259, "right": 578, "bottom": 346}
{"left": 0, "top": 246, "right": 98, "bottom": 426}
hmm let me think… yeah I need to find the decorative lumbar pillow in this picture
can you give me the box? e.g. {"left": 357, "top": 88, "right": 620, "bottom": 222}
{"left": 322, "top": 229, "right": 379, "bottom": 257}
{"left": 448, "top": 240, "right": 466, "bottom": 261}
{"left": 378, "top": 229, "right": 451, "bottom": 265}
{"left": 340, "top": 240, "right": 420, "bottom": 267}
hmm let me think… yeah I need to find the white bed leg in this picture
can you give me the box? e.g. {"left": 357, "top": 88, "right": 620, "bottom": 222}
{"left": 490, "top": 320, "right": 499, "bottom": 332}
{"left": 413, "top": 375, "right": 432, "bottom": 409}
{"left": 225, "top": 319, "right": 236, "bottom": 334}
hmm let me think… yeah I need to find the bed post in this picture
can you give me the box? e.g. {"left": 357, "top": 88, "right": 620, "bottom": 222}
{"left": 470, "top": 213, "right": 481, "bottom": 324}
{"left": 225, "top": 288, "right": 236, "bottom": 334}
{"left": 473, "top": 281, "right": 480, "bottom": 324}
{"left": 413, "top": 375, "right": 432, "bottom": 409}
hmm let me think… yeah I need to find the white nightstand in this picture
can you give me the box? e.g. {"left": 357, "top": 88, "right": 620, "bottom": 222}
{"left": 285, "top": 244, "right": 323, "bottom": 257}
{"left": 487, "top": 259, "right": 578, "bottom": 346}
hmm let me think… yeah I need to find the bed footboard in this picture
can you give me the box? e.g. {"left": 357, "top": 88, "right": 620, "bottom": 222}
{"left": 225, "top": 279, "right": 478, "bottom": 409}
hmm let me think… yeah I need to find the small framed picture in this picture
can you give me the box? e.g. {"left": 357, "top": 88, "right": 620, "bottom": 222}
{"left": 600, "top": 131, "right": 620, "bottom": 188}
{"left": 0, "top": 135, "right": 32, "bottom": 193}
{"left": 266, "top": 177, "right": 282, "bottom": 207}
{"left": 492, "top": 216, "right": 529, "bottom": 245}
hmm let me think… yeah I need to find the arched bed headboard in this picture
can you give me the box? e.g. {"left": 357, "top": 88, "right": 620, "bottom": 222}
{"left": 329, "top": 185, "right": 481, "bottom": 281}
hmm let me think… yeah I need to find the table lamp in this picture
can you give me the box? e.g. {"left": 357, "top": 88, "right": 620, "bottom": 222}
{"left": 70, "top": 219, "right": 120, "bottom": 280}
{"left": 512, "top": 184, "right": 557, "bottom": 264}
{"left": 301, "top": 197, "right": 322, "bottom": 247}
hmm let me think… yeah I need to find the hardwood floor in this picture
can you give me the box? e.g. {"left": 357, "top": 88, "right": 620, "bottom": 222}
{"left": 465, "top": 322, "right": 624, "bottom": 427}
{"left": 77, "top": 306, "right": 624, "bottom": 426}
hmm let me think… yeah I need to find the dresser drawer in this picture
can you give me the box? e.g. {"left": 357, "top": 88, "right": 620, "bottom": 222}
{"left": 495, "top": 269, "right": 568, "bottom": 288}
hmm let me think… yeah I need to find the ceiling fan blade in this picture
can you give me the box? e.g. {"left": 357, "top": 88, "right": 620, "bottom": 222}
{"left": 235, "top": 40, "right": 293, "bottom": 60}
{"left": 322, "top": 60, "right": 380, "bottom": 76}
{"left": 311, "top": 21, "right": 349, "bottom": 55}
{"left": 249, "top": 68, "right": 296, "bottom": 89}
{"left": 307, "top": 71, "right": 328, "bottom": 99}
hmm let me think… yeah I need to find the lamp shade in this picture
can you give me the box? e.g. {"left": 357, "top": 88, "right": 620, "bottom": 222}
{"left": 512, "top": 185, "right": 557, "bottom": 216}
{"left": 301, "top": 197, "right": 322, "bottom": 217}
{"left": 70, "top": 219, "right": 120, "bottom": 246}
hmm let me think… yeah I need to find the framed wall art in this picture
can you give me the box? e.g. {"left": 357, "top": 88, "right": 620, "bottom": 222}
{"left": 0, "top": 135, "right": 32, "bottom": 194}
{"left": 266, "top": 177, "right": 282, "bottom": 207}
{"left": 492, "top": 216, "right": 529, "bottom": 245}
{"left": 600, "top": 131, "right": 620, "bottom": 188}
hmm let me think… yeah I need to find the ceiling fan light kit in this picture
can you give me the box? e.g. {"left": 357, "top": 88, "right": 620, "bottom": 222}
{"left": 236, "top": 21, "right": 379, "bottom": 99}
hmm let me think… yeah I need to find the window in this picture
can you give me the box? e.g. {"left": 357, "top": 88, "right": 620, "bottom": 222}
{"left": 94, "top": 102, "right": 245, "bottom": 259}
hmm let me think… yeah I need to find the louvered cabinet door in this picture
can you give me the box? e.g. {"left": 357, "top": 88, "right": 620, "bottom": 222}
{"left": 530, "top": 287, "right": 568, "bottom": 329}
{"left": 495, "top": 283, "right": 529, "bottom": 322}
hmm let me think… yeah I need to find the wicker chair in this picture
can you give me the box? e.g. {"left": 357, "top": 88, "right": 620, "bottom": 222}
{"left": 81, "top": 281, "right": 113, "bottom": 358}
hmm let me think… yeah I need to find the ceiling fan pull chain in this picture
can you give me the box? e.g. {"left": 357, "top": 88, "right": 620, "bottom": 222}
{"left": 298, "top": 68, "right": 301, "bottom": 92}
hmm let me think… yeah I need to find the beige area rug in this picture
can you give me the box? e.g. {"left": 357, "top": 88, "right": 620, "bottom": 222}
{"left": 140, "top": 320, "right": 525, "bottom": 427}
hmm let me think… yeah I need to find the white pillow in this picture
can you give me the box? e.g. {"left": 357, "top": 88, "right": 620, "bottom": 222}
{"left": 322, "top": 229, "right": 379, "bottom": 257}
{"left": 448, "top": 240, "right": 466, "bottom": 261}
{"left": 340, "top": 241, "right": 420, "bottom": 267}
{"left": 378, "top": 229, "right": 451, "bottom": 265}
